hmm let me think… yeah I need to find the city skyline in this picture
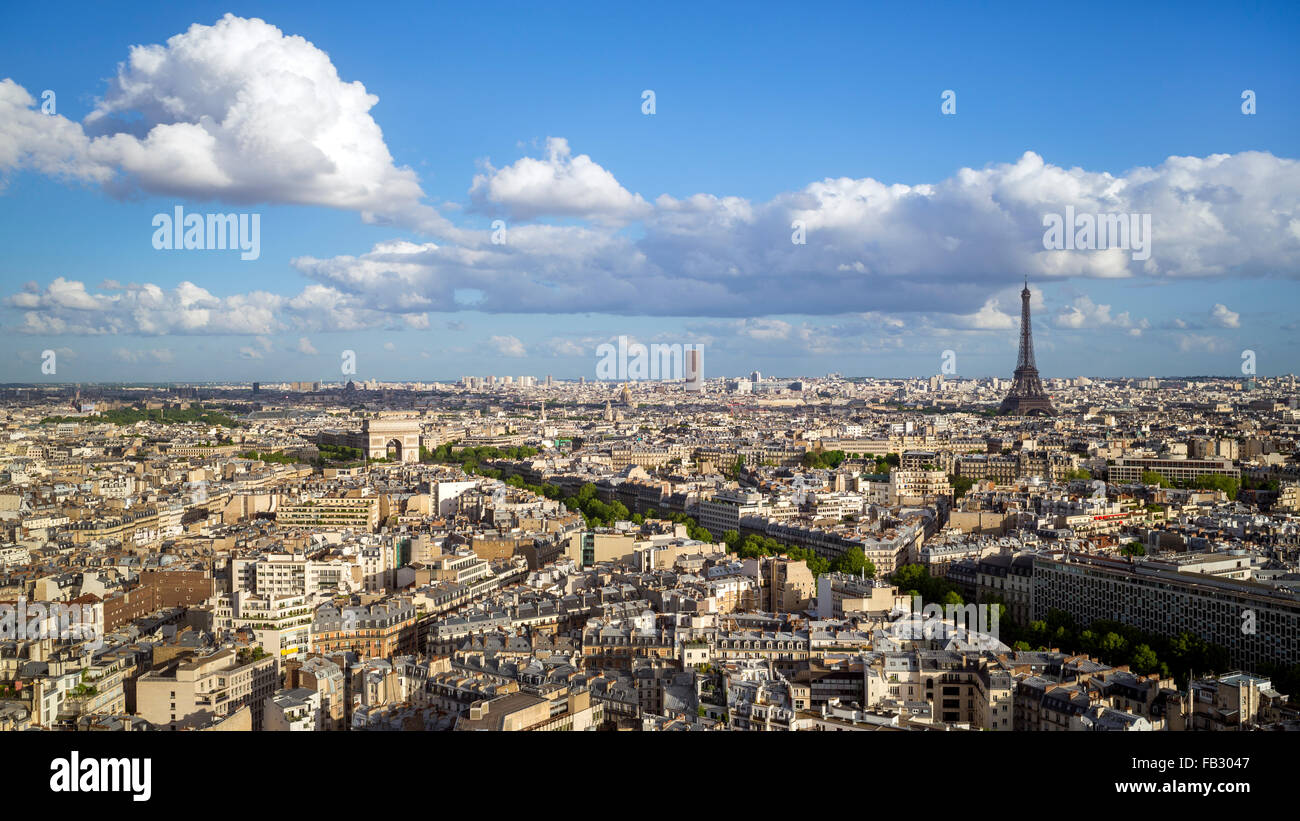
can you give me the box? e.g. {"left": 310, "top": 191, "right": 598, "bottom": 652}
{"left": 2, "top": 3, "right": 1298, "bottom": 382}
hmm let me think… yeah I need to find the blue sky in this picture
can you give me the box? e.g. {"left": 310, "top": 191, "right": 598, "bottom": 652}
{"left": 1, "top": 1, "right": 1297, "bottom": 382}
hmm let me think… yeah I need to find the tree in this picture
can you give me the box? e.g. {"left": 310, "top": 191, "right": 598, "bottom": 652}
{"left": 1141, "top": 470, "right": 1172, "bottom": 488}
{"left": 832, "top": 547, "right": 874, "bottom": 578}
{"left": 1120, "top": 541, "right": 1146, "bottom": 557}
{"left": 949, "top": 474, "right": 975, "bottom": 499}
{"left": 1131, "top": 644, "right": 1159, "bottom": 675}
{"left": 1099, "top": 631, "right": 1129, "bottom": 661}
{"left": 728, "top": 454, "right": 746, "bottom": 479}
{"left": 1193, "top": 473, "right": 1240, "bottom": 500}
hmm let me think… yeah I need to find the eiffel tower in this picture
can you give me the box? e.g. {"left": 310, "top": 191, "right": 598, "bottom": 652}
{"left": 998, "top": 280, "right": 1056, "bottom": 416}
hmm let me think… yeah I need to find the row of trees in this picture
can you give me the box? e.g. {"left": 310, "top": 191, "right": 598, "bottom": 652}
{"left": 949, "top": 474, "right": 976, "bottom": 499}
{"left": 1001, "top": 610, "right": 1230, "bottom": 684}
{"left": 890, "top": 564, "right": 967, "bottom": 607}
{"left": 237, "top": 449, "right": 297, "bottom": 464}
{"left": 720, "top": 531, "right": 875, "bottom": 578}
{"left": 641, "top": 508, "right": 714, "bottom": 543}
{"left": 43, "top": 404, "right": 243, "bottom": 428}
{"left": 316, "top": 443, "right": 364, "bottom": 464}
{"left": 801, "top": 449, "right": 848, "bottom": 469}
{"left": 887, "top": 566, "right": 1300, "bottom": 693}
{"left": 422, "top": 442, "right": 540, "bottom": 472}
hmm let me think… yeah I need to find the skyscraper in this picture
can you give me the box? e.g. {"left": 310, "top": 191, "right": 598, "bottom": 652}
{"left": 685, "top": 348, "right": 704, "bottom": 392}
{"left": 998, "top": 281, "right": 1055, "bottom": 416}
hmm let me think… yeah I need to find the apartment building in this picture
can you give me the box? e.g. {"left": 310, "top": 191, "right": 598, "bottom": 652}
{"left": 311, "top": 598, "right": 419, "bottom": 659}
{"left": 609, "top": 447, "right": 675, "bottom": 471}
{"left": 456, "top": 686, "right": 603, "bottom": 731}
{"left": 975, "top": 553, "right": 1035, "bottom": 624}
{"left": 889, "top": 470, "right": 952, "bottom": 505}
{"left": 816, "top": 573, "right": 901, "bottom": 619}
{"left": 136, "top": 648, "right": 278, "bottom": 730}
{"left": 214, "top": 592, "right": 314, "bottom": 658}
{"left": 277, "top": 496, "right": 380, "bottom": 531}
{"left": 767, "top": 557, "right": 817, "bottom": 613}
{"left": 874, "top": 651, "right": 1014, "bottom": 729}
{"left": 698, "top": 489, "right": 768, "bottom": 539}
{"left": 1166, "top": 671, "right": 1293, "bottom": 730}
{"left": 567, "top": 530, "right": 638, "bottom": 569}
{"left": 264, "top": 687, "right": 323, "bottom": 731}
{"left": 231, "top": 553, "right": 351, "bottom": 600}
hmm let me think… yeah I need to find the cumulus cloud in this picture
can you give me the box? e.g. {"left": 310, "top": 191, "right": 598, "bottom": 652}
{"left": 282, "top": 149, "right": 1300, "bottom": 320}
{"left": 1052, "top": 295, "right": 1147, "bottom": 335}
{"left": 470, "top": 137, "right": 650, "bottom": 222}
{"left": 296, "top": 336, "right": 318, "bottom": 355}
{"left": 0, "top": 15, "right": 447, "bottom": 231}
{"left": 1, "top": 13, "right": 1296, "bottom": 327}
{"left": 489, "top": 335, "right": 527, "bottom": 357}
{"left": 736, "top": 318, "right": 793, "bottom": 341}
{"left": 3, "top": 27, "right": 1297, "bottom": 330}
{"left": 1177, "top": 333, "right": 1228, "bottom": 353}
{"left": 1209, "top": 303, "right": 1240, "bottom": 328}
{"left": 954, "top": 298, "right": 1016, "bottom": 330}
{"left": 545, "top": 338, "right": 587, "bottom": 357}
{"left": 4, "top": 277, "right": 426, "bottom": 336}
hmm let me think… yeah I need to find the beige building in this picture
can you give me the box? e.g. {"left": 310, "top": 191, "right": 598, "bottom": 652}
{"left": 456, "top": 686, "right": 602, "bottom": 731}
{"left": 137, "top": 649, "right": 278, "bottom": 730}
{"left": 277, "top": 496, "right": 380, "bottom": 531}
{"left": 768, "top": 557, "right": 817, "bottom": 613}
{"left": 889, "top": 469, "right": 952, "bottom": 505}
{"left": 567, "top": 530, "right": 638, "bottom": 568}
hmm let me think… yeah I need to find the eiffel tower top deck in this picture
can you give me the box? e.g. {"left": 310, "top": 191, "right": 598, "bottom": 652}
{"left": 998, "top": 281, "right": 1056, "bottom": 416}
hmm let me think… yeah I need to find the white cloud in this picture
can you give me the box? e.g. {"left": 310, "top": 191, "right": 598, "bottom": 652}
{"left": 3, "top": 277, "right": 429, "bottom": 336}
{"left": 1177, "top": 334, "right": 1227, "bottom": 353}
{"left": 736, "top": 319, "right": 793, "bottom": 340}
{"left": 545, "top": 338, "right": 586, "bottom": 357}
{"left": 954, "top": 298, "right": 1015, "bottom": 330}
{"left": 470, "top": 137, "right": 650, "bottom": 222}
{"left": 489, "top": 335, "right": 527, "bottom": 357}
{"left": 0, "top": 15, "right": 447, "bottom": 231}
{"left": 1209, "top": 303, "right": 1240, "bottom": 328}
{"left": 1052, "top": 295, "right": 1146, "bottom": 334}
{"left": 283, "top": 149, "right": 1300, "bottom": 319}
{"left": 296, "top": 336, "right": 318, "bottom": 355}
